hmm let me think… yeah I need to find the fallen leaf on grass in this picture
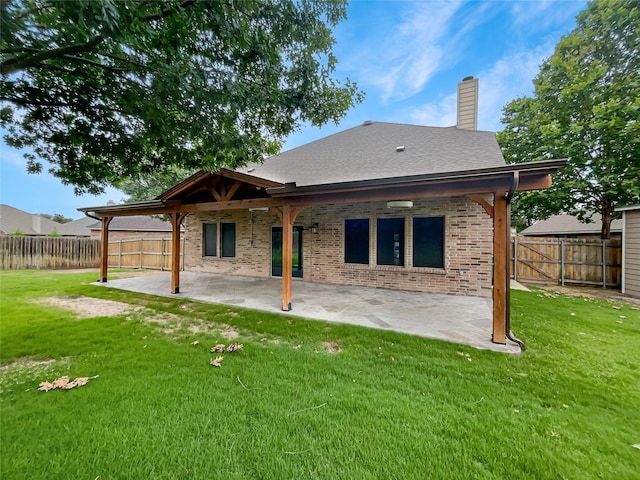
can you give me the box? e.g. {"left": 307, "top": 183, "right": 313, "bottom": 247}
{"left": 190, "top": 340, "right": 199, "bottom": 346}
{"left": 632, "top": 444, "right": 640, "bottom": 450}
{"left": 210, "top": 356, "right": 224, "bottom": 367}
{"left": 551, "top": 431, "right": 560, "bottom": 438}
{"left": 226, "top": 342, "right": 243, "bottom": 352}
{"left": 211, "top": 344, "right": 226, "bottom": 353}
{"left": 39, "top": 375, "right": 94, "bottom": 392}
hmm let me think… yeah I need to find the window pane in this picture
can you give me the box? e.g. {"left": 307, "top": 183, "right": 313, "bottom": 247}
{"left": 377, "top": 218, "right": 404, "bottom": 266}
{"left": 203, "top": 223, "right": 217, "bottom": 257}
{"left": 413, "top": 217, "right": 444, "bottom": 268}
{"left": 221, "top": 223, "right": 236, "bottom": 257}
{"left": 345, "top": 219, "right": 369, "bottom": 264}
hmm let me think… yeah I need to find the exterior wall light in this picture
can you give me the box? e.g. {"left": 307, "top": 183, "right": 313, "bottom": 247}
{"left": 386, "top": 201, "right": 413, "bottom": 209}
{"left": 311, "top": 223, "right": 319, "bottom": 234}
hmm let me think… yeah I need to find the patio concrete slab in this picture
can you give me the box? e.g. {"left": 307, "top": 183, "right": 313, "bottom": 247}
{"left": 97, "top": 271, "right": 521, "bottom": 354}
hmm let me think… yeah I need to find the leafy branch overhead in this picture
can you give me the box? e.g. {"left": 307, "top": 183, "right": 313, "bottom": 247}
{"left": 497, "top": 0, "right": 640, "bottom": 237}
{"left": 0, "top": 0, "right": 363, "bottom": 194}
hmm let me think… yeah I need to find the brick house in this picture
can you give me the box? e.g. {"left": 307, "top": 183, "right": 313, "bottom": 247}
{"left": 80, "top": 77, "right": 565, "bottom": 344}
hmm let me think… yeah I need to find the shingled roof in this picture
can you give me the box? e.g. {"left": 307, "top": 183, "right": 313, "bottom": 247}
{"left": 0, "top": 204, "right": 62, "bottom": 235}
{"left": 520, "top": 213, "right": 622, "bottom": 236}
{"left": 238, "top": 121, "right": 506, "bottom": 187}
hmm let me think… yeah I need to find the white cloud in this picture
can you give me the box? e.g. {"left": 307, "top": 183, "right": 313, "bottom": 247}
{"left": 409, "top": 91, "right": 457, "bottom": 127}
{"left": 362, "top": 1, "right": 464, "bottom": 102}
{"left": 0, "top": 145, "right": 28, "bottom": 169}
{"left": 409, "top": 39, "right": 556, "bottom": 132}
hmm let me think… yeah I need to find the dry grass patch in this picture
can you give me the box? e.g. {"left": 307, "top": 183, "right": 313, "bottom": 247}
{"left": 36, "top": 296, "right": 141, "bottom": 319}
{"left": 323, "top": 341, "right": 341, "bottom": 353}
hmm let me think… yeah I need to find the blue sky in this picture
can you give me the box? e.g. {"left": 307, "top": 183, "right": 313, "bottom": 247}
{"left": 0, "top": 0, "right": 587, "bottom": 219}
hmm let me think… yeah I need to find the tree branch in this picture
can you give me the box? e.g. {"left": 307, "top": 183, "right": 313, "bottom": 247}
{"left": 1, "top": 35, "right": 106, "bottom": 75}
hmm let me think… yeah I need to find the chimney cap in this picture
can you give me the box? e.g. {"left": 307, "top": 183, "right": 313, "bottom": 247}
{"left": 462, "top": 75, "right": 474, "bottom": 81}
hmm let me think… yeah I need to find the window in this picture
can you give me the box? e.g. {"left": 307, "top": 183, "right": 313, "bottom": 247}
{"left": 413, "top": 217, "right": 444, "bottom": 268}
{"left": 203, "top": 223, "right": 217, "bottom": 256}
{"left": 345, "top": 219, "right": 369, "bottom": 264}
{"left": 377, "top": 218, "right": 404, "bottom": 266}
{"left": 221, "top": 223, "right": 236, "bottom": 257}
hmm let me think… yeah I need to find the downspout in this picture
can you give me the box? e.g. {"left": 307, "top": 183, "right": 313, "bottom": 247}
{"left": 505, "top": 172, "right": 526, "bottom": 351}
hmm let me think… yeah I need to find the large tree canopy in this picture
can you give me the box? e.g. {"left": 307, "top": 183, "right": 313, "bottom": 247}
{"left": 498, "top": 0, "right": 640, "bottom": 238}
{"left": 0, "top": 0, "right": 363, "bottom": 194}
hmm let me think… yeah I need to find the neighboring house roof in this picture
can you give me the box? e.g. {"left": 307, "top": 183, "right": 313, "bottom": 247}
{"left": 0, "top": 204, "right": 63, "bottom": 235}
{"left": 56, "top": 216, "right": 96, "bottom": 237}
{"left": 520, "top": 213, "right": 622, "bottom": 236}
{"left": 238, "top": 121, "right": 506, "bottom": 187}
{"left": 88, "top": 215, "right": 182, "bottom": 232}
{"left": 616, "top": 204, "right": 640, "bottom": 212}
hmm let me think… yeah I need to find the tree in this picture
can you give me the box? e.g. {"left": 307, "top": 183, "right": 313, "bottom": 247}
{"left": 498, "top": 0, "right": 640, "bottom": 238}
{"left": 0, "top": 0, "right": 363, "bottom": 195}
{"left": 117, "top": 165, "right": 194, "bottom": 203}
{"left": 40, "top": 213, "right": 72, "bottom": 223}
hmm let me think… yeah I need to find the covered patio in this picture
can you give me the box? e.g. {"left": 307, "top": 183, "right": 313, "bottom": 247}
{"left": 96, "top": 271, "right": 523, "bottom": 353}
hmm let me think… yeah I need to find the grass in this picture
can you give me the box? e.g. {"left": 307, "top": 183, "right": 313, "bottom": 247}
{"left": 1, "top": 270, "right": 639, "bottom": 479}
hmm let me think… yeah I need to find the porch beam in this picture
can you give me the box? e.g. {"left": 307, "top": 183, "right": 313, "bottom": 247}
{"left": 492, "top": 194, "right": 508, "bottom": 344}
{"left": 168, "top": 212, "right": 186, "bottom": 294}
{"left": 99, "top": 216, "right": 113, "bottom": 282}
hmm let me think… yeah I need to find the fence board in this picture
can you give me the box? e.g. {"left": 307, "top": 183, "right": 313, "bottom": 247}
{"left": 511, "top": 236, "right": 621, "bottom": 287}
{"left": 0, "top": 236, "right": 101, "bottom": 270}
{"left": 107, "top": 237, "right": 184, "bottom": 271}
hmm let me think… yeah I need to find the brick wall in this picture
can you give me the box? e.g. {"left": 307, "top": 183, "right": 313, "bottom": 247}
{"left": 184, "top": 196, "right": 494, "bottom": 297}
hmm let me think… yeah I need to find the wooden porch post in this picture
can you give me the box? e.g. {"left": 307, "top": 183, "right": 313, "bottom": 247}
{"left": 99, "top": 216, "right": 113, "bottom": 282}
{"left": 492, "top": 194, "right": 508, "bottom": 344}
{"left": 273, "top": 205, "right": 306, "bottom": 311}
{"left": 281, "top": 206, "right": 293, "bottom": 311}
{"left": 168, "top": 212, "right": 186, "bottom": 294}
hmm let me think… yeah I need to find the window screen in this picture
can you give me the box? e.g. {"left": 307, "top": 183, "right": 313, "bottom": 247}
{"left": 345, "top": 219, "right": 369, "bottom": 264}
{"left": 413, "top": 217, "right": 444, "bottom": 268}
{"left": 221, "top": 223, "right": 236, "bottom": 257}
{"left": 203, "top": 223, "right": 217, "bottom": 257}
{"left": 377, "top": 218, "right": 404, "bottom": 266}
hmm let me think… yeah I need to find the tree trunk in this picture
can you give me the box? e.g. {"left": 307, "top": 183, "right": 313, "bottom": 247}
{"left": 601, "top": 198, "right": 613, "bottom": 240}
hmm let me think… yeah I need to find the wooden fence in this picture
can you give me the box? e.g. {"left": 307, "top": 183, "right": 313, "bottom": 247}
{"left": 511, "top": 236, "right": 622, "bottom": 288}
{"left": 0, "top": 236, "right": 101, "bottom": 270}
{"left": 107, "top": 237, "right": 184, "bottom": 271}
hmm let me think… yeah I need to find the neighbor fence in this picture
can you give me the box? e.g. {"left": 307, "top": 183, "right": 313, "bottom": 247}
{"left": 511, "top": 236, "right": 621, "bottom": 288}
{"left": 0, "top": 236, "right": 101, "bottom": 270}
{"left": 107, "top": 237, "right": 184, "bottom": 271}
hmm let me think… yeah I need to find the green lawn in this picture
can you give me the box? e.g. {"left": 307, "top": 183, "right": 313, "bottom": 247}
{"left": 1, "top": 270, "right": 639, "bottom": 479}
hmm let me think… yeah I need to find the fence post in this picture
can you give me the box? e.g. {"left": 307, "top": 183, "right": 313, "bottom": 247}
{"left": 139, "top": 238, "right": 143, "bottom": 269}
{"left": 602, "top": 240, "right": 607, "bottom": 289}
{"left": 118, "top": 239, "right": 122, "bottom": 268}
{"left": 513, "top": 237, "right": 518, "bottom": 281}
{"left": 160, "top": 238, "right": 165, "bottom": 271}
{"left": 561, "top": 239, "right": 565, "bottom": 286}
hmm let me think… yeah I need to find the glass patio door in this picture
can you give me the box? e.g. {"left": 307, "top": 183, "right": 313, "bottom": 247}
{"left": 272, "top": 226, "right": 303, "bottom": 278}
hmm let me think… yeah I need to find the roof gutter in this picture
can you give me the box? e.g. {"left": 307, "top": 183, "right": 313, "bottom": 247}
{"left": 266, "top": 159, "right": 567, "bottom": 196}
{"left": 505, "top": 171, "right": 526, "bottom": 351}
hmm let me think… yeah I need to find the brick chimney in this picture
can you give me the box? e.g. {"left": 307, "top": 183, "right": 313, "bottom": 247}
{"left": 457, "top": 76, "right": 478, "bottom": 130}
